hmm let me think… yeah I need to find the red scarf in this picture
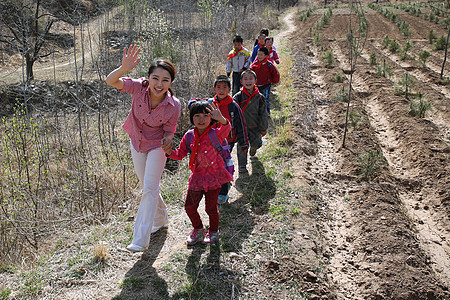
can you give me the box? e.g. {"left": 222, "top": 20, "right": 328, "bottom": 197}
{"left": 258, "top": 42, "right": 265, "bottom": 48}
{"left": 189, "top": 125, "right": 212, "bottom": 171}
{"left": 226, "top": 46, "right": 243, "bottom": 59}
{"left": 250, "top": 57, "right": 268, "bottom": 70}
{"left": 213, "top": 94, "right": 233, "bottom": 107}
{"left": 239, "top": 86, "right": 259, "bottom": 112}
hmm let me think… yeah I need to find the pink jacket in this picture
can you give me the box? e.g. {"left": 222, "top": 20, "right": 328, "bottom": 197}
{"left": 268, "top": 47, "right": 280, "bottom": 64}
{"left": 168, "top": 122, "right": 233, "bottom": 191}
{"left": 121, "top": 77, "right": 181, "bottom": 153}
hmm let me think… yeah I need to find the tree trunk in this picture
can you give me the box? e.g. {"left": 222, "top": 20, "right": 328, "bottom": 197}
{"left": 25, "top": 53, "right": 34, "bottom": 82}
{"left": 441, "top": 26, "right": 449, "bottom": 79}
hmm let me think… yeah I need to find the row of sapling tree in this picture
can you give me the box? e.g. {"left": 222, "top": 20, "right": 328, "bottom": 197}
{"left": 370, "top": 1, "right": 449, "bottom": 80}
{"left": 0, "top": 0, "right": 283, "bottom": 265}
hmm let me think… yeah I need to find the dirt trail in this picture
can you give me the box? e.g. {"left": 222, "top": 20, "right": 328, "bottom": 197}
{"left": 0, "top": 7, "right": 121, "bottom": 84}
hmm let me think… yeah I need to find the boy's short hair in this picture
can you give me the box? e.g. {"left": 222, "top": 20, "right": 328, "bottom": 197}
{"left": 241, "top": 69, "right": 257, "bottom": 80}
{"left": 189, "top": 100, "right": 217, "bottom": 125}
{"left": 258, "top": 47, "right": 269, "bottom": 56}
{"left": 264, "top": 36, "right": 274, "bottom": 42}
{"left": 233, "top": 35, "right": 243, "bottom": 43}
{"left": 258, "top": 33, "right": 266, "bottom": 38}
{"left": 214, "top": 75, "right": 231, "bottom": 88}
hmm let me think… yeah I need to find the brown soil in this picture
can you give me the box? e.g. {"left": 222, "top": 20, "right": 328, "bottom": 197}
{"left": 289, "top": 5, "right": 449, "bottom": 299}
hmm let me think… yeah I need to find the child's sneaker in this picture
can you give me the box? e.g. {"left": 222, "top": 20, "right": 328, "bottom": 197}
{"left": 203, "top": 230, "right": 219, "bottom": 244}
{"left": 187, "top": 228, "right": 204, "bottom": 245}
{"left": 217, "top": 194, "right": 229, "bottom": 205}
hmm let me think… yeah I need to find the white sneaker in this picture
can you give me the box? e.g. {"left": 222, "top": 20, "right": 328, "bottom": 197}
{"left": 126, "top": 244, "right": 146, "bottom": 252}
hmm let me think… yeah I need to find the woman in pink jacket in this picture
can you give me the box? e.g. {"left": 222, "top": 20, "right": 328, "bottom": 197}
{"left": 105, "top": 45, "right": 181, "bottom": 252}
{"left": 163, "top": 100, "right": 232, "bottom": 245}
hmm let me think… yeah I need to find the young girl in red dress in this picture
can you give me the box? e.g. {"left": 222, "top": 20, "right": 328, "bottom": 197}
{"left": 163, "top": 100, "right": 232, "bottom": 244}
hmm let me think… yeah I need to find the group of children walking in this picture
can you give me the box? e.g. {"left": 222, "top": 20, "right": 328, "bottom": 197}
{"left": 105, "top": 29, "right": 280, "bottom": 251}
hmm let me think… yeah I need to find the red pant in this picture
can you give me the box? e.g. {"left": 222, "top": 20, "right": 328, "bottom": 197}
{"left": 185, "top": 188, "right": 220, "bottom": 232}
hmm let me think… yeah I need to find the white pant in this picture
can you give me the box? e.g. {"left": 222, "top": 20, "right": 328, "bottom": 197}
{"left": 130, "top": 144, "right": 169, "bottom": 248}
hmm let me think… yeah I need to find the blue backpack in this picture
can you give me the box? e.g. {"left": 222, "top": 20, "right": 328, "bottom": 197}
{"left": 185, "top": 129, "right": 235, "bottom": 176}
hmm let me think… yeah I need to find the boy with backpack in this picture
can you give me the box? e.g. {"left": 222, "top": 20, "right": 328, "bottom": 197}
{"left": 250, "top": 47, "right": 280, "bottom": 114}
{"left": 233, "top": 70, "right": 268, "bottom": 170}
{"left": 226, "top": 35, "right": 251, "bottom": 96}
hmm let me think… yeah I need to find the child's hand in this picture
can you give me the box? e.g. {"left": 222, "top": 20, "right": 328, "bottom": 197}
{"left": 260, "top": 130, "right": 267, "bottom": 137}
{"left": 161, "top": 137, "right": 173, "bottom": 155}
{"left": 207, "top": 102, "right": 227, "bottom": 125}
{"left": 121, "top": 45, "right": 141, "bottom": 72}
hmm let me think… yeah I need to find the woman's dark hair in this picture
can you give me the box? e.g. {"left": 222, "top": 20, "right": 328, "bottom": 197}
{"left": 142, "top": 59, "right": 177, "bottom": 95}
{"left": 189, "top": 100, "right": 216, "bottom": 126}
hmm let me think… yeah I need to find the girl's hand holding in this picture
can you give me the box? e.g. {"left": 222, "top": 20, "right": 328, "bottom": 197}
{"left": 207, "top": 102, "right": 227, "bottom": 125}
{"left": 121, "top": 45, "right": 141, "bottom": 72}
{"left": 161, "top": 137, "right": 173, "bottom": 155}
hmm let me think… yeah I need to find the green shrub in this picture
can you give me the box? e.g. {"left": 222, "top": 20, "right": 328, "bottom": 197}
{"left": 418, "top": 50, "right": 431, "bottom": 67}
{"left": 333, "top": 73, "right": 344, "bottom": 83}
{"left": 313, "top": 33, "right": 321, "bottom": 45}
{"left": 434, "top": 35, "right": 447, "bottom": 50}
{"left": 381, "top": 35, "right": 391, "bottom": 49}
{"left": 322, "top": 49, "right": 334, "bottom": 67}
{"left": 369, "top": 53, "right": 377, "bottom": 65}
{"left": 428, "top": 30, "right": 437, "bottom": 44}
{"left": 394, "top": 73, "right": 415, "bottom": 99}
{"left": 349, "top": 110, "right": 361, "bottom": 129}
{"left": 400, "top": 41, "right": 413, "bottom": 60}
{"left": 375, "top": 60, "right": 393, "bottom": 78}
{"left": 357, "top": 149, "right": 385, "bottom": 180}
{"left": 408, "top": 95, "right": 432, "bottom": 118}
{"left": 388, "top": 40, "right": 400, "bottom": 53}
{"left": 334, "top": 87, "right": 348, "bottom": 102}
{"left": 1, "top": 288, "right": 12, "bottom": 300}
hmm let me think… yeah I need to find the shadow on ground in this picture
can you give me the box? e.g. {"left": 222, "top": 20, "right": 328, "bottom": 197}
{"left": 114, "top": 230, "right": 169, "bottom": 299}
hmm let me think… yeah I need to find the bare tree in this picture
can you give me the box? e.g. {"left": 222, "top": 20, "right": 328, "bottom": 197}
{"left": 342, "top": 0, "right": 368, "bottom": 148}
{"left": 0, "top": 0, "right": 54, "bottom": 83}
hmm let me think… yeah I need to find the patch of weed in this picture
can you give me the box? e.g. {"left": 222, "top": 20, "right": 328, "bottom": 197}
{"left": 322, "top": 49, "right": 334, "bottom": 67}
{"left": 120, "top": 276, "right": 145, "bottom": 290}
{"left": 333, "top": 73, "right": 344, "bottom": 83}
{"left": 357, "top": 149, "right": 385, "bottom": 180}
{"left": 0, "top": 287, "right": 11, "bottom": 300}
{"left": 334, "top": 87, "right": 349, "bottom": 102}
{"left": 408, "top": 94, "right": 432, "bottom": 118}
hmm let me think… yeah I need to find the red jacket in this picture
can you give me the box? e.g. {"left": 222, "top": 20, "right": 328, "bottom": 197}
{"left": 250, "top": 58, "right": 280, "bottom": 86}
